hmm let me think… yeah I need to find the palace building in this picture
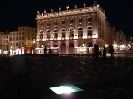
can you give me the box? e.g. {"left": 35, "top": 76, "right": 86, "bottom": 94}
{"left": 35, "top": 3, "right": 120, "bottom": 54}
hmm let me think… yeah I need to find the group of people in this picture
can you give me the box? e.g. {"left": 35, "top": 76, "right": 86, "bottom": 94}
{"left": 93, "top": 44, "right": 114, "bottom": 60}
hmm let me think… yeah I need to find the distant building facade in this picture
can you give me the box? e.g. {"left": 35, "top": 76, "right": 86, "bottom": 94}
{"left": 0, "top": 26, "right": 36, "bottom": 55}
{"left": 36, "top": 3, "right": 120, "bottom": 54}
{"left": 0, "top": 32, "right": 9, "bottom": 54}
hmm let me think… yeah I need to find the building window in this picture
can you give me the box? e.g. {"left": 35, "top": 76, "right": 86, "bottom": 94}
{"left": 16, "top": 37, "right": 18, "bottom": 40}
{"left": 88, "top": 17, "right": 92, "bottom": 22}
{"left": 78, "top": 28, "right": 83, "bottom": 38}
{"left": 47, "top": 23, "right": 50, "bottom": 27}
{"left": 19, "top": 37, "right": 21, "bottom": 40}
{"left": 69, "top": 28, "right": 74, "bottom": 39}
{"left": 39, "top": 34, "right": 43, "bottom": 39}
{"left": 22, "top": 37, "right": 24, "bottom": 40}
{"left": 69, "top": 42, "right": 74, "bottom": 47}
{"left": 70, "top": 19, "right": 74, "bottom": 24}
{"left": 28, "top": 37, "right": 30, "bottom": 40}
{"left": 16, "top": 43, "right": 18, "bottom": 47}
{"left": 87, "top": 30, "right": 92, "bottom": 36}
{"left": 79, "top": 18, "right": 82, "bottom": 23}
{"left": 54, "top": 33, "right": 58, "bottom": 39}
{"left": 53, "top": 43, "right": 58, "bottom": 47}
{"left": 87, "top": 26, "right": 93, "bottom": 37}
{"left": 62, "top": 20, "right": 65, "bottom": 24}
{"left": 13, "top": 37, "right": 15, "bottom": 41}
{"left": 46, "top": 30, "right": 50, "bottom": 39}
{"left": 10, "top": 37, "right": 12, "bottom": 41}
{"left": 54, "top": 21, "right": 57, "bottom": 25}
{"left": 54, "top": 30, "right": 58, "bottom": 39}
{"left": 61, "top": 29, "right": 66, "bottom": 39}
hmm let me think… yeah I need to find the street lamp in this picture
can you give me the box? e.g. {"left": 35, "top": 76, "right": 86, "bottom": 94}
{"left": 32, "top": 39, "right": 36, "bottom": 54}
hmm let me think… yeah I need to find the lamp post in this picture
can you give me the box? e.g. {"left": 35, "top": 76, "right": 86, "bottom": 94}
{"left": 32, "top": 39, "right": 36, "bottom": 54}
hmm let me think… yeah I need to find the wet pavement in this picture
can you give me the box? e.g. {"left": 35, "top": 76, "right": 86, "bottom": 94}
{"left": 0, "top": 55, "right": 133, "bottom": 99}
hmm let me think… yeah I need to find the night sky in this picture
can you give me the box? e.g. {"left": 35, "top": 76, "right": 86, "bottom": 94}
{"left": 0, "top": 0, "right": 133, "bottom": 36}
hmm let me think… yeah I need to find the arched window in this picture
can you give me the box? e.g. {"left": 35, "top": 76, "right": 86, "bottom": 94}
{"left": 87, "top": 26, "right": 93, "bottom": 37}
{"left": 69, "top": 28, "right": 74, "bottom": 39}
{"left": 53, "top": 29, "right": 58, "bottom": 39}
{"left": 39, "top": 34, "right": 43, "bottom": 39}
{"left": 61, "top": 29, "right": 66, "bottom": 39}
{"left": 46, "top": 30, "right": 50, "bottom": 39}
{"left": 78, "top": 27, "right": 83, "bottom": 38}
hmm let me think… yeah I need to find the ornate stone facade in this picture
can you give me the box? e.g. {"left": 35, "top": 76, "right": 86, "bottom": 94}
{"left": 36, "top": 4, "right": 109, "bottom": 54}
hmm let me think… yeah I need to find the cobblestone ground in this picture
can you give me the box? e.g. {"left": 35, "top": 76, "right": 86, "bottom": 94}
{"left": 0, "top": 55, "right": 133, "bottom": 99}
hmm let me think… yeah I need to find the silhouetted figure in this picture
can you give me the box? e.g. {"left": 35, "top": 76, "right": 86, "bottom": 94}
{"left": 103, "top": 46, "right": 106, "bottom": 59}
{"left": 43, "top": 46, "right": 47, "bottom": 54}
{"left": 109, "top": 45, "right": 114, "bottom": 60}
{"left": 93, "top": 44, "right": 99, "bottom": 60}
{"left": 48, "top": 49, "right": 52, "bottom": 54}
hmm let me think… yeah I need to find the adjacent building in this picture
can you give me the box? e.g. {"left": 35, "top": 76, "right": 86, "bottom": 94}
{"left": 0, "top": 26, "right": 36, "bottom": 55}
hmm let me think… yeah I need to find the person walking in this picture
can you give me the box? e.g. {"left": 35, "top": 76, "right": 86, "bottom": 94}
{"left": 103, "top": 46, "right": 106, "bottom": 60}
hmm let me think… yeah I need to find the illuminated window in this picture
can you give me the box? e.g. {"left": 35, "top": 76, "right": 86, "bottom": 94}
{"left": 78, "top": 28, "right": 83, "bottom": 38}
{"left": 39, "top": 34, "right": 43, "bottom": 39}
{"left": 69, "top": 28, "right": 74, "bottom": 39}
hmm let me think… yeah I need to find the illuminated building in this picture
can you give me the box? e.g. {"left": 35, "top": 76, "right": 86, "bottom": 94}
{"left": 9, "top": 26, "right": 36, "bottom": 55}
{"left": 36, "top": 3, "right": 120, "bottom": 54}
{"left": 0, "top": 32, "right": 9, "bottom": 54}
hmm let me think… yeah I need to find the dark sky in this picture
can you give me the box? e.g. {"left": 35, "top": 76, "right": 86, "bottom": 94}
{"left": 0, "top": 0, "right": 133, "bottom": 35}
